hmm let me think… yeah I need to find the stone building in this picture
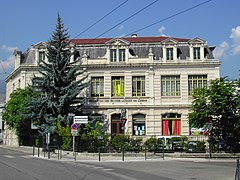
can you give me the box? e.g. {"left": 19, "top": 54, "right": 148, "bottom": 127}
{"left": 5, "top": 35, "right": 220, "bottom": 145}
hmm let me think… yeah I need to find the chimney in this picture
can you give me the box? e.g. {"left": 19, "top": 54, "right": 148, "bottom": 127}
{"left": 131, "top": 34, "right": 137, "bottom": 38}
{"left": 13, "top": 50, "right": 22, "bottom": 70}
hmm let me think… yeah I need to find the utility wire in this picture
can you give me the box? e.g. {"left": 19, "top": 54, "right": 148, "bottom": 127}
{"left": 71, "top": 0, "right": 129, "bottom": 40}
{"left": 87, "top": 0, "right": 159, "bottom": 43}
{"left": 126, "top": 0, "right": 213, "bottom": 36}
{"left": 0, "top": 60, "right": 7, "bottom": 74}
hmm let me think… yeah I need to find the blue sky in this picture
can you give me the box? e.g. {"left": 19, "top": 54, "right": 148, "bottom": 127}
{"left": 0, "top": 0, "right": 239, "bottom": 81}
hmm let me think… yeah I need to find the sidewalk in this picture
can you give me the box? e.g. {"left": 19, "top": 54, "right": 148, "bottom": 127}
{"left": 0, "top": 144, "right": 238, "bottom": 163}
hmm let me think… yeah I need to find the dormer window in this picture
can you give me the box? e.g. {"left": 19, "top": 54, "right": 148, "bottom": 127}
{"left": 110, "top": 48, "right": 126, "bottom": 62}
{"left": 39, "top": 51, "right": 46, "bottom": 61}
{"left": 166, "top": 48, "right": 174, "bottom": 60}
{"left": 193, "top": 47, "right": 201, "bottom": 60}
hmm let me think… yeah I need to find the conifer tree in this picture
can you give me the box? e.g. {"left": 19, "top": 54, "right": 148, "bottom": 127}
{"left": 30, "top": 14, "right": 88, "bottom": 135}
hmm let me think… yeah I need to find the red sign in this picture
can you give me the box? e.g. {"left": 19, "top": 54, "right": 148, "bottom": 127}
{"left": 71, "top": 123, "right": 78, "bottom": 130}
{"left": 120, "top": 118, "right": 127, "bottom": 126}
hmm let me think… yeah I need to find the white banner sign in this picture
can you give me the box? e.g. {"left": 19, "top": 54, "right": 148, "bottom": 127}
{"left": 74, "top": 116, "right": 88, "bottom": 124}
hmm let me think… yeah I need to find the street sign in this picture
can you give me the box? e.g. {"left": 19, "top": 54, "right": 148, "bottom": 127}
{"left": 71, "top": 123, "right": 78, "bottom": 130}
{"left": 120, "top": 118, "right": 127, "bottom": 126}
{"left": 74, "top": 116, "right": 88, "bottom": 124}
{"left": 71, "top": 129, "right": 78, "bottom": 136}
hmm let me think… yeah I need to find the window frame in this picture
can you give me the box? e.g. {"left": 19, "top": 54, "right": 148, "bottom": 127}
{"left": 193, "top": 47, "right": 201, "bottom": 60}
{"left": 111, "top": 76, "right": 125, "bottom": 97}
{"left": 132, "top": 76, "right": 145, "bottom": 97}
{"left": 162, "top": 113, "right": 181, "bottom": 136}
{"left": 39, "top": 51, "right": 46, "bottom": 61}
{"left": 188, "top": 75, "right": 208, "bottom": 95}
{"left": 166, "top": 48, "right": 174, "bottom": 60}
{"left": 110, "top": 48, "right": 126, "bottom": 62}
{"left": 161, "top": 75, "right": 180, "bottom": 96}
{"left": 91, "top": 77, "right": 104, "bottom": 97}
{"left": 132, "top": 114, "right": 146, "bottom": 136}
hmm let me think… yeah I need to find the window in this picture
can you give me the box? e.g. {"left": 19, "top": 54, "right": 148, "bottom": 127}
{"left": 110, "top": 49, "right": 126, "bottom": 62}
{"left": 162, "top": 113, "right": 181, "bottom": 135}
{"left": 188, "top": 75, "right": 207, "bottom": 95}
{"left": 111, "top": 113, "right": 123, "bottom": 135}
{"left": 193, "top": 47, "right": 201, "bottom": 59}
{"left": 39, "top": 51, "right": 45, "bottom": 61}
{"left": 119, "top": 49, "right": 125, "bottom": 62}
{"left": 166, "top": 48, "right": 173, "bottom": 60}
{"left": 132, "top": 114, "right": 145, "bottom": 136}
{"left": 91, "top": 77, "right": 104, "bottom": 97}
{"left": 112, "top": 76, "right": 124, "bottom": 97}
{"left": 161, "top": 75, "right": 180, "bottom": 96}
{"left": 132, "top": 76, "right": 145, "bottom": 96}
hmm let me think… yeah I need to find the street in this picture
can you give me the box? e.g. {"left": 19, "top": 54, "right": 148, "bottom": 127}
{"left": 0, "top": 147, "right": 237, "bottom": 180}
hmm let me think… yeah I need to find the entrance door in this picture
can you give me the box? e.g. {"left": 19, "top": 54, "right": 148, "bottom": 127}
{"left": 111, "top": 113, "right": 123, "bottom": 136}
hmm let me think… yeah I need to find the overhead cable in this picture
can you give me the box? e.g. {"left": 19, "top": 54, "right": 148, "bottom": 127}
{"left": 126, "top": 0, "right": 213, "bottom": 36}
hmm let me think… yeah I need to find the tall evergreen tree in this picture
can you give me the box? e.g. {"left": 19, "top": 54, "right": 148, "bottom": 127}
{"left": 30, "top": 14, "right": 88, "bottom": 135}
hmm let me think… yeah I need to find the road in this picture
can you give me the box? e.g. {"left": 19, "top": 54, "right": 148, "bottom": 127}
{"left": 0, "top": 147, "right": 237, "bottom": 180}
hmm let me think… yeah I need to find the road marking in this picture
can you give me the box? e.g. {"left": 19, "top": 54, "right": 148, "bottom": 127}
{"left": 92, "top": 166, "right": 104, "bottom": 169}
{"left": 3, "top": 155, "right": 15, "bottom": 158}
{"left": 103, "top": 168, "right": 113, "bottom": 171}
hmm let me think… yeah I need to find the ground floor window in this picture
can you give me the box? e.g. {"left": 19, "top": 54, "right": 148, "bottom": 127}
{"left": 162, "top": 113, "right": 181, "bottom": 135}
{"left": 132, "top": 114, "right": 145, "bottom": 136}
{"left": 111, "top": 113, "right": 123, "bottom": 136}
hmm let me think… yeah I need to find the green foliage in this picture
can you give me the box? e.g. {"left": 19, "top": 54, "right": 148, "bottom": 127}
{"left": 143, "top": 137, "right": 163, "bottom": 151}
{"left": 56, "top": 123, "right": 72, "bottom": 150}
{"left": 3, "top": 87, "right": 38, "bottom": 144}
{"left": 189, "top": 77, "right": 240, "bottom": 152}
{"left": 30, "top": 14, "right": 88, "bottom": 135}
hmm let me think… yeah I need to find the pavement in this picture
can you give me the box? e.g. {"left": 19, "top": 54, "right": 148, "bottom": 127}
{"left": 0, "top": 144, "right": 239, "bottom": 163}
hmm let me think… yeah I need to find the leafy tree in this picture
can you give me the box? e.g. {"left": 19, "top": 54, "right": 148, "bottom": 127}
{"left": 3, "top": 87, "right": 39, "bottom": 144}
{"left": 30, "top": 14, "right": 88, "bottom": 135}
{"left": 189, "top": 77, "right": 240, "bottom": 152}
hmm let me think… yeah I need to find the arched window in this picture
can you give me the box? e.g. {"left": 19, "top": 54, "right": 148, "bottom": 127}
{"left": 74, "top": 51, "right": 80, "bottom": 61}
{"left": 132, "top": 114, "right": 145, "bottom": 136}
{"left": 162, "top": 113, "right": 181, "bottom": 135}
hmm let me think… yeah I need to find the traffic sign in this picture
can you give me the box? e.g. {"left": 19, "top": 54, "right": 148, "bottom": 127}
{"left": 74, "top": 116, "right": 88, "bottom": 124}
{"left": 71, "top": 129, "right": 78, "bottom": 136}
{"left": 120, "top": 118, "right": 127, "bottom": 126}
{"left": 71, "top": 123, "right": 78, "bottom": 130}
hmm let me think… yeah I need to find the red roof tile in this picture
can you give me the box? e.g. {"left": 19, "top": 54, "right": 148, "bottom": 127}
{"left": 70, "top": 36, "right": 190, "bottom": 45}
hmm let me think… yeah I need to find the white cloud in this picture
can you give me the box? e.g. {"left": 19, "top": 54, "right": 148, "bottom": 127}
{"left": 213, "top": 41, "right": 229, "bottom": 59}
{"left": 158, "top": 26, "right": 167, "bottom": 36}
{"left": 230, "top": 26, "right": 240, "bottom": 55}
{"left": 1, "top": 45, "right": 18, "bottom": 53}
{"left": 118, "top": 24, "right": 124, "bottom": 31}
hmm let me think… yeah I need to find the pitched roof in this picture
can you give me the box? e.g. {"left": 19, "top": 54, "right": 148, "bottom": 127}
{"left": 70, "top": 36, "right": 190, "bottom": 45}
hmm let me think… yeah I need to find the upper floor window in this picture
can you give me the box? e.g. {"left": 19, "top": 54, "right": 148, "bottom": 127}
{"left": 166, "top": 48, "right": 174, "bottom": 60}
{"left": 39, "top": 51, "right": 46, "bottom": 61}
{"left": 110, "top": 49, "right": 125, "bottom": 62}
{"left": 161, "top": 75, "right": 180, "bottom": 96}
{"left": 188, "top": 75, "right": 207, "bottom": 95}
{"left": 132, "top": 76, "right": 145, "bottom": 97}
{"left": 112, "top": 76, "right": 124, "bottom": 97}
{"left": 193, "top": 47, "right": 201, "bottom": 60}
{"left": 91, "top": 77, "right": 104, "bottom": 97}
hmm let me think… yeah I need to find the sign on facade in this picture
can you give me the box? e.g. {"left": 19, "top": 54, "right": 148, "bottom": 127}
{"left": 74, "top": 116, "right": 88, "bottom": 124}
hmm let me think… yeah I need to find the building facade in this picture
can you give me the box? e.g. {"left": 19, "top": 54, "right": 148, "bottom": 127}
{"left": 5, "top": 35, "right": 220, "bottom": 144}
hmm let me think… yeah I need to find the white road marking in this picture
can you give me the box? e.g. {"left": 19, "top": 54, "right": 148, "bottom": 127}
{"left": 3, "top": 155, "right": 15, "bottom": 158}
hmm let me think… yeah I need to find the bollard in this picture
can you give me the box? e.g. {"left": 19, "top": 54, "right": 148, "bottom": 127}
{"left": 235, "top": 159, "right": 239, "bottom": 180}
{"left": 38, "top": 145, "right": 40, "bottom": 157}
{"left": 144, "top": 147, "right": 147, "bottom": 161}
{"left": 33, "top": 145, "right": 35, "bottom": 157}
{"left": 99, "top": 147, "right": 101, "bottom": 162}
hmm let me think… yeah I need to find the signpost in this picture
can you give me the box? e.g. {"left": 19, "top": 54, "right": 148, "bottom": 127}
{"left": 71, "top": 116, "right": 88, "bottom": 161}
{"left": 120, "top": 109, "right": 127, "bottom": 161}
